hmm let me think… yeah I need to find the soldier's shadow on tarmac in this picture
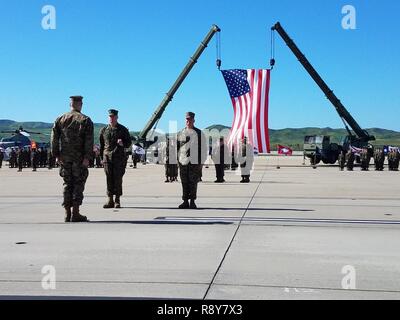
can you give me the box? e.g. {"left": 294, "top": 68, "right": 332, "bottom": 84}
{"left": 90, "top": 220, "right": 233, "bottom": 225}
{"left": 118, "top": 206, "right": 314, "bottom": 212}
{"left": 90, "top": 208, "right": 314, "bottom": 224}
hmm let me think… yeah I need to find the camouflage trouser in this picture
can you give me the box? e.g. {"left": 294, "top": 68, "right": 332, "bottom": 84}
{"left": 104, "top": 160, "right": 126, "bottom": 196}
{"left": 338, "top": 153, "right": 345, "bottom": 171}
{"left": 215, "top": 164, "right": 224, "bottom": 180}
{"left": 346, "top": 154, "right": 355, "bottom": 171}
{"left": 179, "top": 164, "right": 202, "bottom": 200}
{"left": 165, "top": 164, "right": 178, "bottom": 178}
{"left": 59, "top": 162, "right": 89, "bottom": 207}
{"left": 18, "top": 158, "right": 23, "bottom": 170}
{"left": 374, "top": 156, "right": 383, "bottom": 171}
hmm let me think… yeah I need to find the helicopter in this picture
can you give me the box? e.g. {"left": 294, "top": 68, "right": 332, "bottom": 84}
{"left": 0, "top": 126, "right": 45, "bottom": 137}
{"left": 0, "top": 126, "right": 50, "bottom": 157}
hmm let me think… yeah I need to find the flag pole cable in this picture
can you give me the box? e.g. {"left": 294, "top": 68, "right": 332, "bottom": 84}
{"left": 216, "top": 31, "right": 222, "bottom": 70}
{"left": 270, "top": 28, "right": 276, "bottom": 70}
{"left": 277, "top": 144, "right": 281, "bottom": 169}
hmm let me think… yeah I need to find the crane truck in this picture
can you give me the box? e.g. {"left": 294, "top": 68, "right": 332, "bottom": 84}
{"left": 271, "top": 22, "right": 375, "bottom": 164}
{"left": 133, "top": 25, "right": 221, "bottom": 151}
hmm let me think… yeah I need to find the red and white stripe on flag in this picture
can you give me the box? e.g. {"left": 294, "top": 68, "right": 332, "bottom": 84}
{"left": 224, "top": 69, "right": 271, "bottom": 153}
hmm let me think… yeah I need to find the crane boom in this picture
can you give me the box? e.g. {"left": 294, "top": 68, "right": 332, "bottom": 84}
{"left": 138, "top": 24, "right": 221, "bottom": 146}
{"left": 272, "top": 22, "right": 374, "bottom": 144}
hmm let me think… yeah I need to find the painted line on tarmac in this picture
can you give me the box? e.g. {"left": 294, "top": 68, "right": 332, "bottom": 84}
{"left": 202, "top": 169, "right": 268, "bottom": 299}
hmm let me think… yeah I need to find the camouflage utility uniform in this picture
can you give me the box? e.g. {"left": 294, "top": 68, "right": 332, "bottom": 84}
{"left": 177, "top": 126, "right": 207, "bottom": 208}
{"left": 9, "top": 149, "right": 16, "bottom": 168}
{"left": 374, "top": 149, "right": 385, "bottom": 171}
{"left": 346, "top": 150, "right": 355, "bottom": 171}
{"left": 360, "top": 148, "right": 371, "bottom": 171}
{"left": 51, "top": 110, "right": 94, "bottom": 219}
{"left": 388, "top": 150, "right": 400, "bottom": 171}
{"left": 338, "top": 150, "right": 346, "bottom": 171}
{"left": 212, "top": 138, "right": 230, "bottom": 183}
{"left": 161, "top": 139, "right": 178, "bottom": 183}
{"left": 17, "top": 149, "right": 23, "bottom": 172}
{"left": 99, "top": 123, "right": 132, "bottom": 205}
{"left": 31, "top": 149, "right": 39, "bottom": 172}
{"left": 239, "top": 138, "right": 254, "bottom": 183}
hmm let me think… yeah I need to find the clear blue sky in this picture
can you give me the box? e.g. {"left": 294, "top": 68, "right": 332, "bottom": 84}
{"left": 0, "top": 0, "right": 399, "bottom": 132}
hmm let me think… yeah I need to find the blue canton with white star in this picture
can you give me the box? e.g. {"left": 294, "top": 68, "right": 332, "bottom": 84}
{"left": 221, "top": 69, "right": 250, "bottom": 98}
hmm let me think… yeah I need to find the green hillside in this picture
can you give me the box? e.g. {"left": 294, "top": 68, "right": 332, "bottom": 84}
{"left": 0, "top": 120, "right": 140, "bottom": 145}
{"left": 2, "top": 120, "right": 400, "bottom": 150}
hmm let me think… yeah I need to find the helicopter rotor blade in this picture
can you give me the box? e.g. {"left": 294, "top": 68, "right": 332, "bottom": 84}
{"left": 20, "top": 131, "right": 31, "bottom": 137}
{"left": 24, "top": 130, "right": 45, "bottom": 135}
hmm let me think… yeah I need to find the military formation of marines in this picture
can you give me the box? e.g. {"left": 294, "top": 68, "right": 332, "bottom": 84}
{"left": 338, "top": 146, "right": 400, "bottom": 171}
{"left": 3, "top": 146, "right": 52, "bottom": 171}
{"left": 48, "top": 99, "right": 258, "bottom": 221}
{"left": 4, "top": 95, "right": 398, "bottom": 223}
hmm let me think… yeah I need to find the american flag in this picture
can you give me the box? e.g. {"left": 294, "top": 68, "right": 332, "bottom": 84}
{"left": 221, "top": 69, "right": 271, "bottom": 153}
{"left": 350, "top": 145, "right": 363, "bottom": 156}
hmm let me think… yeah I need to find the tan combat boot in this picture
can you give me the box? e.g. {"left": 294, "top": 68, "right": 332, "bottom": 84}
{"left": 103, "top": 196, "right": 114, "bottom": 209}
{"left": 178, "top": 200, "right": 190, "bottom": 209}
{"left": 114, "top": 196, "right": 121, "bottom": 209}
{"left": 189, "top": 199, "right": 197, "bottom": 209}
{"left": 64, "top": 206, "right": 72, "bottom": 223}
{"left": 71, "top": 204, "right": 89, "bottom": 222}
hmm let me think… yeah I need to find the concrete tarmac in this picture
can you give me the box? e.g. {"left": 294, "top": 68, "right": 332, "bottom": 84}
{"left": 0, "top": 157, "right": 399, "bottom": 300}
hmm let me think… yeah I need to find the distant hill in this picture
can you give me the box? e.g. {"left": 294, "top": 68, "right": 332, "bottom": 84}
{"left": 0, "top": 120, "right": 111, "bottom": 145}
{"left": 2, "top": 120, "right": 400, "bottom": 150}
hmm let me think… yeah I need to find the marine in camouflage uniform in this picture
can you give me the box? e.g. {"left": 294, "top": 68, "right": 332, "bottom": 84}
{"left": 168, "top": 138, "right": 179, "bottom": 182}
{"left": 212, "top": 137, "right": 230, "bottom": 183}
{"left": 374, "top": 148, "right": 385, "bottom": 171}
{"left": 238, "top": 137, "right": 254, "bottom": 183}
{"left": 177, "top": 112, "right": 207, "bottom": 209}
{"left": 161, "top": 138, "right": 178, "bottom": 183}
{"left": 345, "top": 150, "right": 355, "bottom": 171}
{"left": 31, "top": 148, "right": 39, "bottom": 172}
{"left": 360, "top": 148, "right": 371, "bottom": 171}
{"left": 338, "top": 150, "right": 346, "bottom": 171}
{"left": 99, "top": 109, "right": 132, "bottom": 209}
{"left": 51, "top": 96, "right": 94, "bottom": 222}
{"left": 17, "top": 148, "right": 23, "bottom": 172}
{"left": 47, "top": 149, "right": 55, "bottom": 170}
{"left": 394, "top": 150, "right": 400, "bottom": 171}
{"left": 388, "top": 149, "right": 400, "bottom": 171}
{"left": 9, "top": 149, "right": 16, "bottom": 168}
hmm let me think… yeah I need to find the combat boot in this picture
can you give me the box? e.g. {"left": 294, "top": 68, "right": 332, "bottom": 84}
{"left": 103, "top": 196, "right": 114, "bottom": 209}
{"left": 64, "top": 207, "right": 72, "bottom": 223}
{"left": 71, "top": 204, "right": 89, "bottom": 222}
{"left": 178, "top": 200, "right": 190, "bottom": 209}
{"left": 115, "top": 196, "right": 121, "bottom": 209}
{"left": 189, "top": 199, "right": 197, "bottom": 209}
